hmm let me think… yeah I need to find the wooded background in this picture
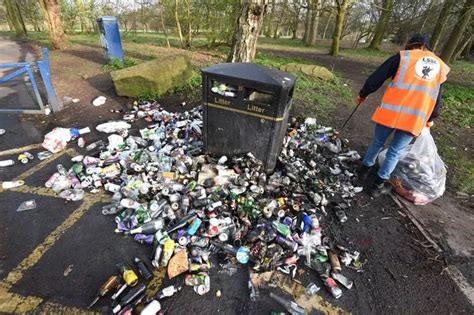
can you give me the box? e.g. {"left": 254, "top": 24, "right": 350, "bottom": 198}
{"left": 0, "top": 0, "right": 472, "bottom": 63}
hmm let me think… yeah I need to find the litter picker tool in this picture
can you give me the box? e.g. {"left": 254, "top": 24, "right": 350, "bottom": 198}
{"left": 337, "top": 100, "right": 362, "bottom": 134}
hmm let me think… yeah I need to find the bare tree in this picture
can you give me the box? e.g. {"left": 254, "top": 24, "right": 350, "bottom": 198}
{"left": 307, "top": 0, "right": 320, "bottom": 45}
{"left": 430, "top": 0, "right": 454, "bottom": 52}
{"left": 369, "top": 0, "right": 394, "bottom": 50}
{"left": 419, "top": 0, "right": 435, "bottom": 33}
{"left": 321, "top": 10, "right": 333, "bottom": 39}
{"left": 440, "top": 0, "right": 473, "bottom": 63}
{"left": 4, "top": 0, "right": 27, "bottom": 38}
{"left": 462, "top": 36, "right": 472, "bottom": 60}
{"left": 330, "top": 0, "right": 351, "bottom": 56}
{"left": 183, "top": 0, "right": 192, "bottom": 47}
{"left": 302, "top": 1, "right": 311, "bottom": 42}
{"left": 452, "top": 28, "right": 473, "bottom": 60}
{"left": 159, "top": 2, "right": 171, "bottom": 48}
{"left": 290, "top": 0, "right": 303, "bottom": 39}
{"left": 38, "top": 0, "right": 66, "bottom": 49}
{"left": 228, "top": 0, "right": 267, "bottom": 63}
{"left": 174, "top": 0, "right": 185, "bottom": 48}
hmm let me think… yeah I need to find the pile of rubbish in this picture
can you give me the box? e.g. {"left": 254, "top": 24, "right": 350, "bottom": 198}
{"left": 43, "top": 101, "right": 364, "bottom": 313}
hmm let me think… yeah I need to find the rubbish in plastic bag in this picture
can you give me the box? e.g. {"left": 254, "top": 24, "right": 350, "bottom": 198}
{"left": 42, "top": 127, "right": 90, "bottom": 153}
{"left": 378, "top": 128, "right": 446, "bottom": 205}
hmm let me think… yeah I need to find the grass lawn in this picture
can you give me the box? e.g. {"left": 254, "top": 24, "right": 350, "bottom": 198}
{"left": 436, "top": 83, "right": 474, "bottom": 194}
{"left": 254, "top": 52, "right": 352, "bottom": 122}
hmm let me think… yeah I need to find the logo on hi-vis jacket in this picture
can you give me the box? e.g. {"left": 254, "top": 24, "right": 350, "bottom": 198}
{"left": 415, "top": 56, "right": 440, "bottom": 81}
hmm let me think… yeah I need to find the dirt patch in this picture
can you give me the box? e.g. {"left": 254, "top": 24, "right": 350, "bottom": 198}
{"left": 21, "top": 43, "right": 219, "bottom": 133}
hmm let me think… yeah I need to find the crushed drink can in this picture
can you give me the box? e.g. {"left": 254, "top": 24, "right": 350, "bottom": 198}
{"left": 324, "top": 277, "right": 342, "bottom": 298}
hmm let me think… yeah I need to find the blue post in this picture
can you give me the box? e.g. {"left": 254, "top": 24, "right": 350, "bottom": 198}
{"left": 97, "top": 16, "right": 124, "bottom": 62}
{"left": 37, "top": 48, "right": 62, "bottom": 112}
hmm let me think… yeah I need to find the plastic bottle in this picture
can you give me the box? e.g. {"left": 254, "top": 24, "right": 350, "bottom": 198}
{"left": 2, "top": 180, "right": 25, "bottom": 189}
{"left": 120, "top": 198, "right": 141, "bottom": 209}
{"left": 51, "top": 175, "right": 71, "bottom": 193}
{"left": 156, "top": 284, "right": 182, "bottom": 300}
{"left": 269, "top": 292, "right": 306, "bottom": 315}
{"left": 129, "top": 219, "right": 165, "bottom": 235}
{"left": 0, "top": 160, "right": 14, "bottom": 167}
{"left": 96, "top": 121, "right": 131, "bottom": 133}
{"left": 112, "top": 282, "right": 146, "bottom": 313}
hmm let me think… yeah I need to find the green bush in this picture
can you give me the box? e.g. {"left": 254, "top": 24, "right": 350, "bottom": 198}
{"left": 103, "top": 58, "right": 139, "bottom": 71}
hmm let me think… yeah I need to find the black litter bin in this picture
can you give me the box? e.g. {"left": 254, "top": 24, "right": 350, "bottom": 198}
{"left": 201, "top": 63, "right": 297, "bottom": 173}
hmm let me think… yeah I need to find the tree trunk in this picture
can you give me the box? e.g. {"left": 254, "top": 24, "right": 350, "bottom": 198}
{"left": 228, "top": 0, "right": 267, "bottom": 63}
{"left": 440, "top": 0, "right": 473, "bottom": 63}
{"left": 430, "top": 0, "right": 454, "bottom": 52}
{"left": 322, "top": 12, "right": 332, "bottom": 39}
{"left": 38, "top": 0, "right": 66, "bottom": 49}
{"left": 302, "top": 2, "right": 311, "bottom": 42}
{"left": 452, "top": 32, "right": 473, "bottom": 61}
{"left": 307, "top": 0, "right": 320, "bottom": 45}
{"left": 4, "top": 0, "right": 27, "bottom": 38}
{"left": 369, "top": 0, "right": 393, "bottom": 50}
{"left": 273, "top": 0, "right": 286, "bottom": 39}
{"left": 75, "top": 0, "right": 88, "bottom": 34}
{"left": 309, "top": 8, "right": 319, "bottom": 45}
{"left": 291, "top": 3, "right": 301, "bottom": 39}
{"left": 292, "top": 29, "right": 297, "bottom": 39}
{"left": 273, "top": 1, "right": 282, "bottom": 38}
{"left": 159, "top": 4, "right": 171, "bottom": 49}
{"left": 184, "top": 0, "right": 192, "bottom": 48}
{"left": 265, "top": 0, "right": 275, "bottom": 37}
{"left": 419, "top": 0, "right": 435, "bottom": 33}
{"left": 462, "top": 37, "right": 472, "bottom": 60}
{"left": 329, "top": 0, "right": 350, "bottom": 56}
{"left": 174, "top": 0, "right": 185, "bottom": 48}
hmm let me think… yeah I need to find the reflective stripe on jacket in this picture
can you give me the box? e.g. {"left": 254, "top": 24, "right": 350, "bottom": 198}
{"left": 372, "top": 49, "right": 450, "bottom": 136}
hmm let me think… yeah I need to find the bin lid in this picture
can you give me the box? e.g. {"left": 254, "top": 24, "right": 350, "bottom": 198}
{"left": 97, "top": 16, "right": 117, "bottom": 21}
{"left": 202, "top": 63, "right": 296, "bottom": 88}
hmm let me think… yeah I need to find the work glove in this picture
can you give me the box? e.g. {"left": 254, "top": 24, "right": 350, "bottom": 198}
{"left": 426, "top": 121, "right": 434, "bottom": 128}
{"left": 356, "top": 95, "right": 366, "bottom": 105}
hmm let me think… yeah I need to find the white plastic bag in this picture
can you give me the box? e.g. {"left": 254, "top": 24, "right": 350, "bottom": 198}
{"left": 378, "top": 128, "right": 446, "bottom": 205}
{"left": 96, "top": 121, "right": 131, "bottom": 133}
{"left": 42, "top": 128, "right": 72, "bottom": 153}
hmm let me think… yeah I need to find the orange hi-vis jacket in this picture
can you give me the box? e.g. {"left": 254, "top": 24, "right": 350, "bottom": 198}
{"left": 372, "top": 49, "right": 450, "bottom": 136}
